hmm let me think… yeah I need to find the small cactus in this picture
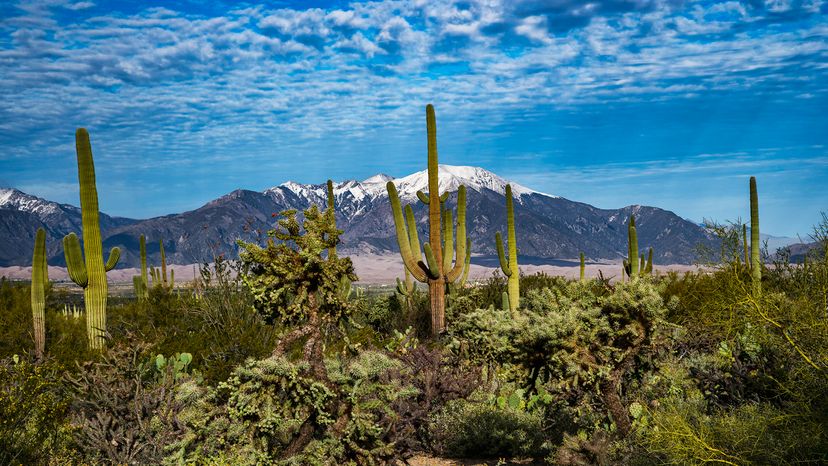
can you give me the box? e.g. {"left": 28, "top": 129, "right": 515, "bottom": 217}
{"left": 579, "top": 252, "right": 585, "bottom": 282}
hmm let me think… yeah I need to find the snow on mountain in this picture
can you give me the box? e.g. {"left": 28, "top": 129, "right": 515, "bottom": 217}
{"left": 264, "top": 165, "right": 555, "bottom": 209}
{"left": 387, "top": 165, "right": 553, "bottom": 201}
{"left": 361, "top": 174, "right": 394, "bottom": 184}
{"left": 0, "top": 188, "right": 64, "bottom": 217}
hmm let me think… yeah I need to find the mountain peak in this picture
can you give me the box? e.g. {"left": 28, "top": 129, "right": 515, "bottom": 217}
{"left": 362, "top": 173, "right": 394, "bottom": 184}
{"left": 390, "top": 165, "right": 555, "bottom": 200}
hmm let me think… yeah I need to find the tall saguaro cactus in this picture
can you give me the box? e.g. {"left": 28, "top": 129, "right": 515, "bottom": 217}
{"left": 386, "top": 104, "right": 468, "bottom": 335}
{"left": 496, "top": 184, "right": 520, "bottom": 314}
{"left": 31, "top": 227, "right": 48, "bottom": 359}
{"left": 750, "top": 176, "right": 761, "bottom": 294}
{"left": 64, "top": 128, "right": 121, "bottom": 350}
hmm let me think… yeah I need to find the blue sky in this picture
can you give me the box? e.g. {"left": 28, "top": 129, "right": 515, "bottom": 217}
{"left": 0, "top": 0, "right": 826, "bottom": 237}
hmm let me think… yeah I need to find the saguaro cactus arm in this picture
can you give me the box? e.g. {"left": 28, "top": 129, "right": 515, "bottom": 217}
{"left": 105, "top": 247, "right": 120, "bottom": 272}
{"left": 496, "top": 232, "right": 511, "bottom": 276}
{"left": 387, "top": 182, "right": 429, "bottom": 282}
{"left": 63, "top": 233, "right": 88, "bottom": 288}
{"left": 580, "top": 252, "right": 585, "bottom": 281}
{"left": 445, "top": 185, "right": 467, "bottom": 282}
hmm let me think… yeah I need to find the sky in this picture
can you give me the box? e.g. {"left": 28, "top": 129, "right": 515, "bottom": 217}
{"left": 0, "top": 0, "right": 826, "bottom": 238}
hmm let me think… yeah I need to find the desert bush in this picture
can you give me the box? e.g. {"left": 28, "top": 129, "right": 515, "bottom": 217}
{"left": 450, "top": 279, "right": 670, "bottom": 439}
{"left": 636, "top": 396, "right": 828, "bottom": 464}
{"left": 429, "top": 397, "right": 549, "bottom": 459}
{"left": 65, "top": 338, "right": 198, "bottom": 464}
{"left": 168, "top": 350, "right": 418, "bottom": 465}
{"left": 0, "top": 355, "right": 76, "bottom": 464}
{"left": 0, "top": 278, "right": 35, "bottom": 358}
{"left": 388, "top": 345, "right": 482, "bottom": 454}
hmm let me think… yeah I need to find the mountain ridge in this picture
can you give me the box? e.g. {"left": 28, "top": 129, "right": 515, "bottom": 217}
{"left": 1, "top": 166, "right": 716, "bottom": 268}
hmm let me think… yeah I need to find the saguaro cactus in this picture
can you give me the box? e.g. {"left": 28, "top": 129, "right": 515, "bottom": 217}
{"left": 63, "top": 128, "right": 121, "bottom": 350}
{"left": 496, "top": 184, "right": 520, "bottom": 313}
{"left": 644, "top": 247, "right": 653, "bottom": 275}
{"left": 160, "top": 240, "right": 168, "bottom": 287}
{"left": 327, "top": 179, "right": 337, "bottom": 258}
{"left": 627, "top": 215, "right": 640, "bottom": 278}
{"left": 386, "top": 104, "right": 468, "bottom": 335}
{"left": 580, "top": 252, "right": 585, "bottom": 281}
{"left": 133, "top": 234, "right": 149, "bottom": 299}
{"left": 750, "top": 176, "right": 761, "bottom": 294}
{"left": 31, "top": 227, "right": 48, "bottom": 359}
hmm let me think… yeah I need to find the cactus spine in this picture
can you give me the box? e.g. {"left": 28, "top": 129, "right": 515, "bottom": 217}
{"left": 386, "top": 104, "right": 468, "bottom": 336}
{"left": 750, "top": 176, "right": 761, "bottom": 294}
{"left": 31, "top": 227, "right": 48, "bottom": 359}
{"left": 580, "top": 252, "right": 585, "bottom": 281}
{"left": 63, "top": 129, "right": 121, "bottom": 350}
{"left": 495, "top": 184, "right": 520, "bottom": 314}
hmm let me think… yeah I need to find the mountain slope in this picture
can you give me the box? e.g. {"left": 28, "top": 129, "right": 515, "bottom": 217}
{"left": 0, "top": 188, "right": 137, "bottom": 266}
{"left": 1, "top": 166, "right": 716, "bottom": 268}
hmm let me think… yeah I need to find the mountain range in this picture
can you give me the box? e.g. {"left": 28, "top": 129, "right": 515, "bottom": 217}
{"left": 1, "top": 165, "right": 722, "bottom": 268}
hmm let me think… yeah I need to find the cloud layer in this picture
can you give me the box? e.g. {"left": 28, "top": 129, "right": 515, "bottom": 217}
{"left": 0, "top": 0, "right": 826, "bottom": 235}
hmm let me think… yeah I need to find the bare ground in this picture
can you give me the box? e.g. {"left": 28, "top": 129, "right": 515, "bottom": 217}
{"left": 1, "top": 254, "right": 702, "bottom": 285}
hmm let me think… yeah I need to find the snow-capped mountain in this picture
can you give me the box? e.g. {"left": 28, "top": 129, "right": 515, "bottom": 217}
{"left": 0, "top": 166, "right": 716, "bottom": 268}
{"left": 0, "top": 188, "right": 136, "bottom": 266}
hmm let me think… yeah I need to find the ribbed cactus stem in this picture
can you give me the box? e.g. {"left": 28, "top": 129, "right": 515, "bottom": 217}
{"left": 64, "top": 129, "right": 120, "bottom": 350}
{"left": 160, "top": 240, "right": 168, "bottom": 286}
{"left": 742, "top": 224, "right": 749, "bottom": 270}
{"left": 139, "top": 234, "right": 148, "bottom": 299}
{"left": 645, "top": 247, "right": 653, "bottom": 275}
{"left": 580, "top": 252, "right": 585, "bottom": 281}
{"left": 628, "top": 215, "right": 639, "bottom": 278}
{"left": 326, "top": 179, "right": 337, "bottom": 258}
{"left": 750, "top": 176, "right": 761, "bottom": 294}
{"left": 425, "top": 104, "right": 447, "bottom": 334}
{"left": 31, "top": 227, "right": 47, "bottom": 359}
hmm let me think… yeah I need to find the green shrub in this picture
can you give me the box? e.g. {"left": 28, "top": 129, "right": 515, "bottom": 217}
{"left": 429, "top": 398, "right": 549, "bottom": 459}
{"left": 0, "top": 356, "right": 76, "bottom": 464}
{"left": 168, "top": 350, "right": 418, "bottom": 465}
{"left": 65, "top": 337, "right": 198, "bottom": 464}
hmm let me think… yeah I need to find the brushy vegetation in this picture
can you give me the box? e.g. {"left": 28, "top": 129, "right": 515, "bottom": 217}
{"left": 2, "top": 213, "right": 826, "bottom": 465}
